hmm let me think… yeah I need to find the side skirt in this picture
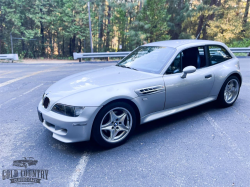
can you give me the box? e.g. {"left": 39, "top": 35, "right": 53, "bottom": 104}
{"left": 140, "top": 96, "right": 217, "bottom": 124}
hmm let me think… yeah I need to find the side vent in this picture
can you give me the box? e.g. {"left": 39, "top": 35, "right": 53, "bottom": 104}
{"left": 135, "top": 85, "right": 165, "bottom": 96}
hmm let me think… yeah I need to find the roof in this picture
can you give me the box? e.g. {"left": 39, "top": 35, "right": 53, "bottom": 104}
{"left": 143, "top": 39, "right": 223, "bottom": 48}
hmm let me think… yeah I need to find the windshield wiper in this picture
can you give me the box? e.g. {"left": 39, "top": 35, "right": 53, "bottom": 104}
{"left": 117, "top": 64, "right": 138, "bottom": 71}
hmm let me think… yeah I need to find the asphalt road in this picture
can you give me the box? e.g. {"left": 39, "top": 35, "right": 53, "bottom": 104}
{"left": 0, "top": 59, "right": 250, "bottom": 187}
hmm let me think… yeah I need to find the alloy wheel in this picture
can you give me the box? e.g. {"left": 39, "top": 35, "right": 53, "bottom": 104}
{"left": 224, "top": 79, "right": 239, "bottom": 104}
{"left": 100, "top": 107, "right": 132, "bottom": 143}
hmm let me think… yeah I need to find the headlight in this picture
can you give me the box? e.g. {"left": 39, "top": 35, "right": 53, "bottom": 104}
{"left": 51, "top": 103, "right": 84, "bottom": 117}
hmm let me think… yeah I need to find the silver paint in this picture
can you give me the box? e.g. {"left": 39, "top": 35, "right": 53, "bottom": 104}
{"left": 38, "top": 39, "right": 242, "bottom": 143}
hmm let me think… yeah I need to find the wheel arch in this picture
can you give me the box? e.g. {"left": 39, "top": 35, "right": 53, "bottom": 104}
{"left": 217, "top": 72, "right": 242, "bottom": 100}
{"left": 102, "top": 98, "right": 141, "bottom": 126}
{"left": 228, "top": 73, "right": 242, "bottom": 87}
{"left": 90, "top": 98, "right": 141, "bottom": 141}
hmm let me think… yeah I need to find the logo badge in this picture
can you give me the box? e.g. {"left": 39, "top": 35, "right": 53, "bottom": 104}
{"left": 2, "top": 157, "right": 49, "bottom": 185}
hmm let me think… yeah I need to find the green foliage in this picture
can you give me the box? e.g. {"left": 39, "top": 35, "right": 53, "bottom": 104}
{"left": 135, "top": 0, "right": 171, "bottom": 42}
{"left": 0, "top": 0, "right": 250, "bottom": 59}
{"left": 227, "top": 39, "right": 250, "bottom": 47}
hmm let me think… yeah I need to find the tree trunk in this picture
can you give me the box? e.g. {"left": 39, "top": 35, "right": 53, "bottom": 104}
{"left": 0, "top": 10, "right": 2, "bottom": 54}
{"left": 72, "top": 34, "right": 76, "bottom": 54}
{"left": 78, "top": 39, "right": 81, "bottom": 52}
{"left": 139, "top": 0, "right": 143, "bottom": 11}
{"left": 196, "top": 14, "right": 204, "bottom": 39}
{"left": 22, "top": 40, "right": 25, "bottom": 57}
{"left": 49, "top": 31, "right": 53, "bottom": 58}
{"left": 52, "top": 32, "right": 54, "bottom": 58}
{"left": 196, "top": 0, "right": 221, "bottom": 39}
{"left": 174, "top": 0, "right": 184, "bottom": 39}
{"left": 0, "top": 19, "right": 2, "bottom": 54}
{"left": 105, "top": 5, "right": 111, "bottom": 51}
{"left": 207, "top": 0, "right": 221, "bottom": 21}
{"left": 168, "top": 0, "right": 185, "bottom": 39}
{"left": 84, "top": 39, "right": 86, "bottom": 53}
{"left": 69, "top": 38, "right": 72, "bottom": 56}
{"left": 40, "top": 8, "right": 45, "bottom": 57}
{"left": 99, "top": 14, "right": 104, "bottom": 51}
{"left": 149, "top": 30, "right": 154, "bottom": 42}
{"left": 62, "top": 36, "right": 64, "bottom": 56}
{"left": 243, "top": 0, "right": 250, "bottom": 27}
{"left": 57, "top": 32, "right": 60, "bottom": 56}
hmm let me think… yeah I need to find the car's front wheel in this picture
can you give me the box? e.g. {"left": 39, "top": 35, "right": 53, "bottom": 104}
{"left": 217, "top": 75, "right": 240, "bottom": 107}
{"left": 92, "top": 101, "right": 137, "bottom": 148}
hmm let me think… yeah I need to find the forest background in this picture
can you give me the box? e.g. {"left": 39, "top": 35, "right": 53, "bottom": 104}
{"left": 1, "top": 0, "right": 250, "bottom": 59}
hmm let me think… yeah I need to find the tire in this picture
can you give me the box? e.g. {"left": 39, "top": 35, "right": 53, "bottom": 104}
{"left": 217, "top": 75, "right": 240, "bottom": 107}
{"left": 91, "top": 101, "right": 137, "bottom": 148}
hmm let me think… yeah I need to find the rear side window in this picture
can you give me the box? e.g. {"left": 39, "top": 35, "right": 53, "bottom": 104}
{"left": 208, "top": 45, "right": 232, "bottom": 65}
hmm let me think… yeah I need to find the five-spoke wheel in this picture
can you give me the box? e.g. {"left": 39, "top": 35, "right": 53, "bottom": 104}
{"left": 217, "top": 75, "right": 240, "bottom": 107}
{"left": 224, "top": 79, "right": 239, "bottom": 104}
{"left": 100, "top": 107, "right": 132, "bottom": 143}
{"left": 92, "top": 102, "right": 136, "bottom": 148}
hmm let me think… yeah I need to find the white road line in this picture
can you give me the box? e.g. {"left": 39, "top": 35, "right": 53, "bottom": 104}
{"left": 232, "top": 106, "right": 250, "bottom": 124}
{"left": 23, "top": 83, "right": 44, "bottom": 95}
{"left": 0, "top": 84, "right": 44, "bottom": 108}
{"left": 203, "top": 112, "right": 244, "bottom": 160}
{"left": 69, "top": 152, "right": 90, "bottom": 187}
{"left": 0, "top": 67, "right": 60, "bottom": 88}
{"left": 0, "top": 71, "right": 17, "bottom": 77}
{"left": 0, "top": 71, "right": 43, "bottom": 88}
{"left": 0, "top": 97, "right": 17, "bottom": 106}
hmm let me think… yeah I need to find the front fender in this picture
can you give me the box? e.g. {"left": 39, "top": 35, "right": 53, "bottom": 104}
{"left": 53, "top": 77, "right": 165, "bottom": 127}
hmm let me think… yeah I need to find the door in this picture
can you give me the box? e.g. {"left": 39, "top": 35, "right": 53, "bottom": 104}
{"left": 163, "top": 46, "right": 215, "bottom": 109}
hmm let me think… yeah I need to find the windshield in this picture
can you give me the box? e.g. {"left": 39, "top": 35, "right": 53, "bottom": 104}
{"left": 117, "top": 46, "right": 176, "bottom": 74}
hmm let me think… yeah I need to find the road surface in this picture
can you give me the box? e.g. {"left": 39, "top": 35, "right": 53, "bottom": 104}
{"left": 1, "top": 59, "right": 250, "bottom": 186}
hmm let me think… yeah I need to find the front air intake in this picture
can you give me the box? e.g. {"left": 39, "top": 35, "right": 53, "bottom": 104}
{"left": 43, "top": 97, "right": 50, "bottom": 109}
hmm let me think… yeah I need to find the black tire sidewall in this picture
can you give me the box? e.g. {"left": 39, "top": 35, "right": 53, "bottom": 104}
{"left": 91, "top": 101, "right": 137, "bottom": 148}
{"left": 217, "top": 75, "right": 240, "bottom": 107}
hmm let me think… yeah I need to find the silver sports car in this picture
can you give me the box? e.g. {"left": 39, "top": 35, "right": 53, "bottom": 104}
{"left": 37, "top": 40, "right": 242, "bottom": 148}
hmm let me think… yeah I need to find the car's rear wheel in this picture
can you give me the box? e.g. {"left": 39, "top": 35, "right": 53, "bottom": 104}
{"left": 92, "top": 102, "right": 136, "bottom": 148}
{"left": 217, "top": 76, "right": 240, "bottom": 107}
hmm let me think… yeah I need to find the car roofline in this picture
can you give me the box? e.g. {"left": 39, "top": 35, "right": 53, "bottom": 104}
{"left": 142, "top": 39, "right": 225, "bottom": 49}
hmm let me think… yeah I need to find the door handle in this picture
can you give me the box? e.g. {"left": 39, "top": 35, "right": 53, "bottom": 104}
{"left": 205, "top": 74, "right": 212, "bottom": 79}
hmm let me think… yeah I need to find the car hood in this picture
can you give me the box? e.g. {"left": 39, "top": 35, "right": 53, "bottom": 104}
{"left": 45, "top": 66, "right": 158, "bottom": 99}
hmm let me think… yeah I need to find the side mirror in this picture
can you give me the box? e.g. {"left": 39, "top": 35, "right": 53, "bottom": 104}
{"left": 181, "top": 66, "right": 196, "bottom": 78}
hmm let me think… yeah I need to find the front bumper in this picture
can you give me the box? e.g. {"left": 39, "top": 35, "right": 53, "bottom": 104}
{"left": 37, "top": 101, "right": 100, "bottom": 143}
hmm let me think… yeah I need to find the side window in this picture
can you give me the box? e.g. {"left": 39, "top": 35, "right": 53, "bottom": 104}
{"left": 182, "top": 46, "right": 206, "bottom": 69}
{"left": 166, "top": 52, "right": 182, "bottom": 74}
{"left": 208, "top": 45, "right": 232, "bottom": 65}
